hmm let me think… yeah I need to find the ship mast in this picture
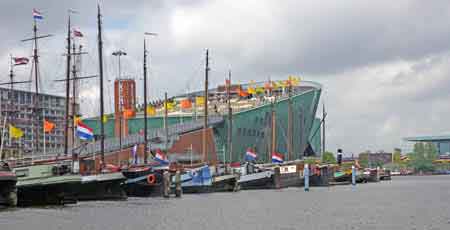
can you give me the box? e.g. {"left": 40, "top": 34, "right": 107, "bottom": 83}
{"left": 287, "top": 82, "right": 293, "bottom": 161}
{"left": 21, "top": 14, "right": 52, "bottom": 154}
{"left": 64, "top": 14, "right": 71, "bottom": 157}
{"left": 97, "top": 4, "right": 105, "bottom": 167}
{"left": 270, "top": 90, "right": 277, "bottom": 162}
{"left": 202, "top": 49, "right": 209, "bottom": 162}
{"left": 164, "top": 92, "right": 169, "bottom": 151}
{"left": 143, "top": 40, "right": 148, "bottom": 164}
{"left": 143, "top": 32, "right": 157, "bottom": 164}
{"left": 227, "top": 70, "right": 232, "bottom": 166}
{"left": 0, "top": 58, "right": 31, "bottom": 160}
{"left": 322, "top": 103, "right": 326, "bottom": 155}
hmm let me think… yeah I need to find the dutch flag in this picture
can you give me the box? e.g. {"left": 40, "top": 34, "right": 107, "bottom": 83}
{"left": 13, "top": 57, "right": 29, "bottom": 66}
{"left": 245, "top": 148, "right": 257, "bottom": 161}
{"left": 271, "top": 152, "right": 284, "bottom": 164}
{"left": 33, "top": 9, "right": 43, "bottom": 20}
{"left": 155, "top": 149, "right": 169, "bottom": 165}
{"left": 76, "top": 122, "right": 94, "bottom": 140}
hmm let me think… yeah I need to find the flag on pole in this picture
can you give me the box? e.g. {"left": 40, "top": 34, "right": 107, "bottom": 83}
{"left": 195, "top": 96, "right": 205, "bottom": 105}
{"left": 32, "top": 9, "right": 43, "bottom": 20}
{"left": 146, "top": 105, "right": 156, "bottom": 116}
{"left": 155, "top": 149, "right": 169, "bottom": 165}
{"left": 9, "top": 125, "right": 24, "bottom": 139}
{"left": 13, "top": 57, "right": 29, "bottom": 66}
{"left": 132, "top": 144, "right": 138, "bottom": 164}
{"left": 73, "top": 116, "right": 81, "bottom": 126}
{"left": 271, "top": 152, "right": 284, "bottom": 164}
{"left": 76, "top": 122, "right": 94, "bottom": 140}
{"left": 180, "top": 99, "right": 192, "bottom": 109}
{"left": 43, "top": 119, "right": 55, "bottom": 133}
{"left": 245, "top": 148, "right": 257, "bottom": 161}
{"left": 73, "top": 29, "right": 83, "bottom": 37}
{"left": 102, "top": 115, "right": 108, "bottom": 123}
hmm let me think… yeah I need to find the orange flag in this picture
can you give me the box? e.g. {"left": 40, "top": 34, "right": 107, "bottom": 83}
{"left": 44, "top": 119, "right": 55, "bottom": 133}
{"left": 123, "top": 109, "right": 135, "bottom": 119}
{"left": 180, "top": 99, "right": 192, "bottom": 109}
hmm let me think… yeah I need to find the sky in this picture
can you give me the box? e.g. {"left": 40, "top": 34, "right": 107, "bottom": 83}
{"left": 1, "top": 0, "right": 450, "bottom": 155}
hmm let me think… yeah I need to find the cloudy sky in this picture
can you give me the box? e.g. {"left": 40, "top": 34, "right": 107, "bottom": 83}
{"left": 1, "top": 0, "right": 450, "bottom": 154}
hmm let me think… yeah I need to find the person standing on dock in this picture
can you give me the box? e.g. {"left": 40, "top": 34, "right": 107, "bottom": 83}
{"left": 337, "top": 149, "right": 343, "bottom": 165}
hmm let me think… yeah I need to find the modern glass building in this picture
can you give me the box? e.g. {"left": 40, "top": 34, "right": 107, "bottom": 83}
{"left": 404, "top": 135, "right": 450, "bottom": 156}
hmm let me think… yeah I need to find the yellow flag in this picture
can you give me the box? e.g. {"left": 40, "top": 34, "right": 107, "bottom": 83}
{"left": 247, "top": 86, "right": 256, "bottom": 94}
{"left": 164, "top": 101, "right": 174, "bottom": 111}
{"left": 195, "top": 96, "right": 205, "bottom": 105}
{"left": 102, "top": 115, "right": 108, "bottom": 123}
{"left": 9, "top": 124, "right": 24, "bottom": 139}
{"left": 146, "top": 105, "right": 156, "bottom": 116}
{"left": 255, "top": 87, "right": 265, "bottom": 94}
{"left": 74, "top": 116, "right": 82, "bottom": 126}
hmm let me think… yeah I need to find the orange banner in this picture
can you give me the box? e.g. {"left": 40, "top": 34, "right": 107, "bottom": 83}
{"left": 44, "top": 119, "right": 55, "bottom": 133}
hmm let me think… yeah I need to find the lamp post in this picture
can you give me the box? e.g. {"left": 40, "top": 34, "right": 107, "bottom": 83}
{"left": 112, "top": 50, "right": 127, "bottom": 151}
{"left": 143, "top": 32, "right": 157, "bottom": 164}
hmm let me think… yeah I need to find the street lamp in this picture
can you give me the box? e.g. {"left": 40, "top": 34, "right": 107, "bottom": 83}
{"left": 112, "top": 50, "right": 127, "bottom": 151}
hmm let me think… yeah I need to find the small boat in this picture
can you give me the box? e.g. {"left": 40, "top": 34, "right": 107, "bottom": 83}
{"left": 121, "top": 164, "right": 167, "bottom": 197}
{"left": 275, "top": 163, "right": 304, "bottom": 188}
{"left": 237, "top": 162, "right": 274, "bottom": 190}
{"left": 13, "top": 164, "right": 81, "bottom": 206}
{"left": 379, "top": 169, "right": 391, "bottom": 180}
{"left": 364, "top": 168, "right": 380, "bottom": 182}
{"left": 176, "top": 165, "right": 212, "bottom": 193}
{"left": 175, "top": 165, "right": 238, "bottom": 193}
{"left": 0, "top": 161, "right": 17, "bottom": 207}
{"left": 78, "top": 165, "right": 127, "bottom": 201}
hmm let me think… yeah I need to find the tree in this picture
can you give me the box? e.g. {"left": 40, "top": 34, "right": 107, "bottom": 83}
{"left": 408, "top": 142, "right": 436, "bottom": 172}
{"left": 358, "top": 152, "right": 369, "bottom": 168}
{"left": 322, "top": 151, "right": 336, "bottom": 164}
{"left": 393, "top": 148, "right": 401, "bottom": 164}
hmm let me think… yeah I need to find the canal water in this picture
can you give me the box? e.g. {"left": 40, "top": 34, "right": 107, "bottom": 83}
{"left": 1, "top": 175, "right": 450, "bottom": 230}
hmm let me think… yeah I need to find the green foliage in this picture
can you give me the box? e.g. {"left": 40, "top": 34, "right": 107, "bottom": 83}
{"left": 408, "top": 142, "right": 437, "bottom": 172}
{"left": 358, "top": 153, "right": 368, "bottom": 168}
{"left": 322, "top": 151, "right": 336, "bottom": 164}
{"left": 393, "top": 149, "right": 401, "bottom": 164}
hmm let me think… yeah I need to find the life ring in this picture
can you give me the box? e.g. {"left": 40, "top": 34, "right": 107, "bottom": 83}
{"left": 147, "top": 174, "right": 156, "bottom": 185}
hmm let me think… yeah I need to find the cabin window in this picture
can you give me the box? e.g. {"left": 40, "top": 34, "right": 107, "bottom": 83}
{"left": 15, "top": 168, "right": 29, "bottom": 178}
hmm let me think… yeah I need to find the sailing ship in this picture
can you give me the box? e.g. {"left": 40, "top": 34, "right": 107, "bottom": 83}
{"left": 76, "top": 5, "right": 126, "bottom": 201}
{"left": 0, "top": 161, "right": 17, "bottom": 207}
{"left": 13, "top": 163, "right": 81, "bottom": 206}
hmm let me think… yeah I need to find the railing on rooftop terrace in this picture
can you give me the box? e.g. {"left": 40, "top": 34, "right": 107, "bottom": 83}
{"left": 133, "top": 82, "right": 321, "bottom": 117}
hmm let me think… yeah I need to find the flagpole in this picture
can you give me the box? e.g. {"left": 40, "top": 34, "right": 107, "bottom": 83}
{"left": 64, "top": 12, "right": 71, "bottom": 157}
{"left": 43, "top": 109, "right": 46, "bottom": 156}
{"left": 0, "top": 117, "right": 6, "bottom": 160}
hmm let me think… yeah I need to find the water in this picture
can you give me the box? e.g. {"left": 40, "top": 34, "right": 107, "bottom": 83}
{"left": 1, "top": 176, "right": 450, "bottom": 230}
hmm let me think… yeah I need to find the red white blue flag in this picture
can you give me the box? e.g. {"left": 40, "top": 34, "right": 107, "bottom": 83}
{"left": 13, "top": 57, "right": 29, "bottom": 66}
{"left": 76, "top": 122, "right": 94, "bottom": 140}
{"left": 245, "top": 148, "right": 257, "bottom": 161}
{"left": 73, "top": 29, "right": 83, "bottom": 37}
{"left": 155, "top": 149, "right": 169, "bottom": 165}
{"left": 271, "top": 152, "right": 284, "bottom": 164}
{"left": 33, "top": 9, "right": 43, "bottom": 20}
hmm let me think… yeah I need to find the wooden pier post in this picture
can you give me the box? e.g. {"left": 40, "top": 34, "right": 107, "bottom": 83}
{"left": 351, "top": 165, "right": 356, "bottom": 186}
{"left": 304, "top": 163, "right": 309, "bottom": 191}
{"left": 273, "top": 166, "right": 281, "bottom": 189}
{"left": 233, "top": 173, "right": 240, "bottom": 192}
{"left": 163, "top": 171, "right": 170, "bottom": 198}
{"left": 175, "top": 170, "right": 182, "bottom": 198}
